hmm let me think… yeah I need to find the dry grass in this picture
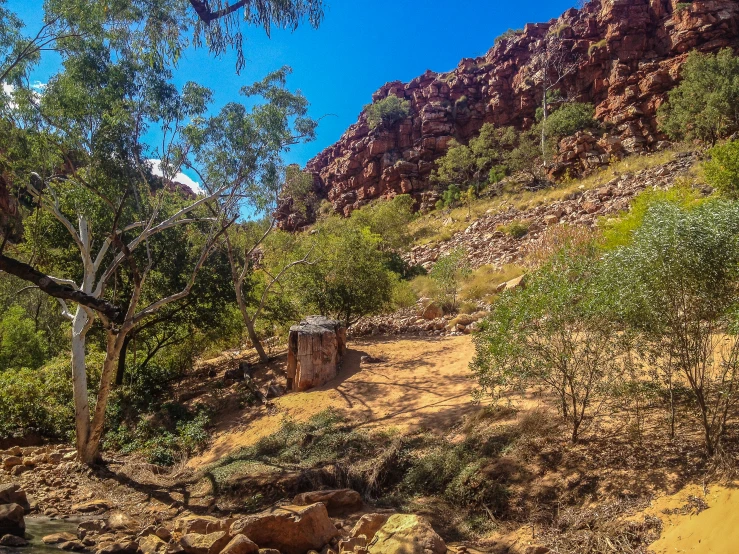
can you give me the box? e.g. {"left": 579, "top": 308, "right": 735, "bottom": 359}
{"left": 460, "top": 264, "right": 524, "bottom": 302}
{"left": 410, "top": 147, "right": 692, "bottom": 247}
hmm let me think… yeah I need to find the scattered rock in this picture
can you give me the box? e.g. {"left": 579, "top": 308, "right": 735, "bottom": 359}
{"left": 139, "top": 535, "right": 168, "bottom": 554}
{"left": 0, "top": 504, "right": 25, "bottom": 537}
{"left": 180, "top": 532, "right": 231, "bottom": 554}
{"left": 292, "top": 490, "right": 363, "bottom": 516}
{"left": 220, "top": 535, "right": 259, "bottom": 554}
{"left": 349, "top": 514, "right": 390, "bottom": 542}
{"left": 368, "top": 515, "right": 446, "bottom": 554}
{"left": 72, "top": 499, "right": 112, "bottom": 513}
{"left": 175, "top": 515, "right": 231, "bottom": 536}
{"left": 108, "top": 512, "right": 139, "bottom": 532}
{"left": 231, "top": 503, "right": 339, "bottom": 554}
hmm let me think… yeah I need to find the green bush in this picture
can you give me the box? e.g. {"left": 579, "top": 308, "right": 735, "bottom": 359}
{"left": 436, "top": 184, "right": 462, "bottom": 210}
{"left": 705, "top": 140, "right": 739, "bottom": 197}
{"left": 498, "top": 221, "right": 530, "bottom": 239}
{"left": 0, "top": 352, "right": 103, "bottom": 440}
{"left": 543, "top": 103, "right": 596, "bottom": 140}
{"left": 0, "top": 305, "right": 48, "bottom": 370}
{"left": 658, "top": 48, "right": 739, "bottom": 144}
{"left": 104, "top": 404, "right": 212, "bottom": 465}
{"left": 365, "top": 96, "right": 410, "bottom": 130}
{"left": 494, "top": 29, "right": 522, "bottom": 45}
{"left": 429, "top": 248, "right": 471, "bottom": 311}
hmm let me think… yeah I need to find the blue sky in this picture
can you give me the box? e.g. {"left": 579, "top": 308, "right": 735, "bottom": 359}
{"left": 9, "top": 0, "right": 577, "bottom": 170}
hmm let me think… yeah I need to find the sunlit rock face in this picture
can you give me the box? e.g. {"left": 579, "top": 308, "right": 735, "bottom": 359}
{"left": 276, "top": 0, "right": 739, "bottom": 229}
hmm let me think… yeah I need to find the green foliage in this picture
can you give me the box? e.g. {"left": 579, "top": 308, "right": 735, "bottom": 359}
{"left": 498, "top": 220, "right": 530, "bottom": 239}
{"left": 293, "top": 224, "right": 395, "bottom": 326}
{"left": 602, "top": 199, "right": 739, "bottom": 454}
{"left": 705, "top": 140, "right": 739, "bottom": 197}
{"left": 365, "top": 96, "right": 410, "bottom": 130}
{"left": 0, "top": 305, "right": 47, "bottom": 370}
{"left": 105, "top": 404, "right": 212, "bottom": 466}
{"left": 431, "top": 123, "right": 542, "bottom": 197}
{"left": 658, "top": 48, "right": 739, "bottom": 144}
{"left": 543, "top": 103, "right": 596, "bottom": 140}
{"left": 675, "top": 2, "right": 692, "bottom": 13}
{"left": 599, "top": 185, "right": 701, "bottom": 250}
{"left": 0, "top": 352, "right": 103, "bottom": 440}
{"left": 436, "top": 184, "right": 462, "bottom": 210}
{"left": 429, "top": 248, "right": 471, "bottom": 311}
{"left": 349, "top": 195, "right": 416, "bottom": 252}
{"left": 472, "top": 243, "right": 622, "bottom": 442}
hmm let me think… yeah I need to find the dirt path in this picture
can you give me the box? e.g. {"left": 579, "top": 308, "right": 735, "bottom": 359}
{"left": 190, "top": 335, "right": 478, "bottom": 467}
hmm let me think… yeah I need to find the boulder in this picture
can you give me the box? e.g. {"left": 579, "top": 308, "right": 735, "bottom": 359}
{"left": 220, "top": 535, "right": 259, "bottom": 554}
{"left": 0, "top": 484, "right": 30, "bottom": 513}
{"left": 421, "top": 303, "right": 443, "bottom": 320}
{"left": 59, "top": 540, "right": 87, "bottom": 551}
{"left": 231, "top": 503, "right": 338, "bottom": 554}
{"left": 97, "top": 540, "right": 139, "bottom": 554}
{"left": 180, "top": 532, "right": 231, "bottom": 554}
{"left": 0, "top": 534, "right": 28, "bottom": 547}
{"left": 350, "top": 514, "right": 390, "bottom": 542}
{"left": 368, "top": 515, "right": 446, "bottom": 554}
{"left": 0, "top": 504, "right": 25, "bottom": 537}
{"left": 44, "top": 533, "right": 79, "bottom": 544}
{"left": 175, "top": 515, "right": 231, "bottom": 535}
{"left": 292, "top": 490, "right": 363, "bottom": 515}
{"left": 2, "top": 457, "right": 22, "bottom": 471}
{"left": 139, "top": 535, "right": 168, "bottom": 554}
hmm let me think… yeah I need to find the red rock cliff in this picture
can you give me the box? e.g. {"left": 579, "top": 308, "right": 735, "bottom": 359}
{"left": 276, "top": 0, "right": 739, "bottom": 229}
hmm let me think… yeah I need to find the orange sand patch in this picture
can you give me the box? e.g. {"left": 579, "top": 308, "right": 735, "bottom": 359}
{"left": 635, "top": 483, "right": 739, "bottom": 553}
{"left": 189, "top": 335, "right": 479, "bottom": 467}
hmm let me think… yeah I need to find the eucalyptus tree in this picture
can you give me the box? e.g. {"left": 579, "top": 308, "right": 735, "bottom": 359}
{"left": 186, "top": 68, "right": 318, "bottom": 362}
{"left": 0, "top": 0, "right": 325, "bottom": 315}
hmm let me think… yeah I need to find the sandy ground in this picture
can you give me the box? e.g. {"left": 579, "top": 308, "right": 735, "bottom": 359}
{"left": 190, "top": 335, "right": 480, "bottom": 467}
{"left": 635, "top": 482, "right": 739, "bottom": 554}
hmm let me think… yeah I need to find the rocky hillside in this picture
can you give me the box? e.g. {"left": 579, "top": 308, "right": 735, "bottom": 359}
{"left": 276, "top": 0, "right": 739, "bottom": 229}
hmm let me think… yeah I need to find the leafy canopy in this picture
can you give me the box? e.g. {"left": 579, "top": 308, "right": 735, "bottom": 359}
{"left": 658, "top": 48, "right": 739, "bottom": 144}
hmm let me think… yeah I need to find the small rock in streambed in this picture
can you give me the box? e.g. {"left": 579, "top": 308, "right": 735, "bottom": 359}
{"left": 0, "top": 535, "right": 28, "bottom": 547}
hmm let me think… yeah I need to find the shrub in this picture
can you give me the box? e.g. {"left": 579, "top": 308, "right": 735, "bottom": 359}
{"left": 498, "top": 220, "right": 530, "bottom": 239}
{"left": 365, "top": 96, "right": 410, "bottom": 130}
{"left": 543, "top": 103, "right": 596, "bottom": 140}
{"left": 436, "top": 184, "right": 462, "bottom": 210}
{"left": 658, "top": 48, "right": 739, "bottom": 144}
{"left": 494, "top": 29, "right": 522, "bottom": 45}
{"left": 472, "top": 243, "right": 622, "bottom": 443}
{"left": 588, "top": 39, "right": 607, "bottom": 56}
{"left": 0, "top": 305, "right": 48, "bottom": 370}
{"left": 429, "top": 248, "right": 471, "bottom": 311}
{"left": 0, "top": 352, "right": 103, "bottom": 440}
{"left": 705, "top": 140, "right": 739, "bottom": 197}
{"left": 603, "top": 199, "right": 739, "bottom": 455}
{"left": 460, "top": 264, "right": 523, "bottom": 301}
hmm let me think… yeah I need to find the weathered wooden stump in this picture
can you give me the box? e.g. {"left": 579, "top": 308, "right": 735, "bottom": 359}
{"left": 287, "top": 316, "right": 347, "bottom": 392}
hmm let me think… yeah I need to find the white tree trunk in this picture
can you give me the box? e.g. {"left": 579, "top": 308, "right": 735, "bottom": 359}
{"left": 70, "top": 306, "right": 91, "bottom": 458}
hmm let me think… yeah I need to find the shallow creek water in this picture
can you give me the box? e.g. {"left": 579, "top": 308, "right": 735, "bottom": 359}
{"left": 2, "top": 518, "right": 80, "bottom": 554}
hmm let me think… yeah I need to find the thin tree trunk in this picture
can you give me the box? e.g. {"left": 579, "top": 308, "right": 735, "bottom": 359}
{"left": 115, "top": 334, "right": 132, "bottom": 386}
{"left": 541, "top": 90, "right": 549, "bottom": 167}
{"left": 71, "top": 307, "right": 91, "bottom": 460}
{"left": 244, "top": 312, "right": 268, "bottom": 362}
{"left": 82, "top": 327, "right": 129, "bottom": 464}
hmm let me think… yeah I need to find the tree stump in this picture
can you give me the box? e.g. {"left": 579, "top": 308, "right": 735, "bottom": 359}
{"left": 287, "top": 316, "right": 347, "bottom": 392}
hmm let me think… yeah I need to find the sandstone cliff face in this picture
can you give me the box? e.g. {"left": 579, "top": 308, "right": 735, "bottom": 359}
{"left": 276, "top": 0, "right": 739, "bottom": 229}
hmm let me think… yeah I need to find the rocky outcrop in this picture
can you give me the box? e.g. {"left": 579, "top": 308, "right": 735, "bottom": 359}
{"left": 277, "top": 0, "right": 739, "bottom": 229}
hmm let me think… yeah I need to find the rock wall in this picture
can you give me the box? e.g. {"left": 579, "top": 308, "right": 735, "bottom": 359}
{"left": 276, "top": 0, "right": 739, "bottom": 229}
